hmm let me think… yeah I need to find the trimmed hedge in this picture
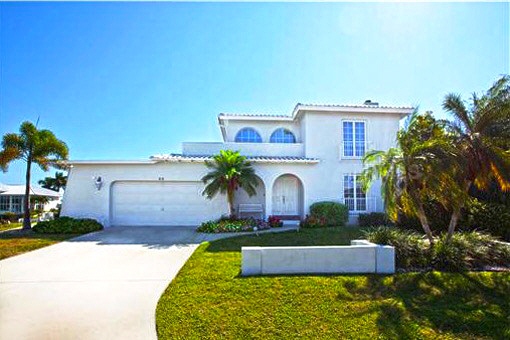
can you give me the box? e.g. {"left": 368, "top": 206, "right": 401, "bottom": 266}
{"left": 33, "top": 217, "right": 103, "bottom": 234}
{"left": 308, "top": 201, "right": 349, "bottom": 227}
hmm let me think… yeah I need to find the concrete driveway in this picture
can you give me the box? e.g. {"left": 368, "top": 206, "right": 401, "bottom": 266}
{"left": 0, "top": 226, "right": 219, "bottom": 340}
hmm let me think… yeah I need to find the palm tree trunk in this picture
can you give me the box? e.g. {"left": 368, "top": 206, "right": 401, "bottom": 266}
{"left": 446, "top": 181, "right": 471, "bottom": 241}
{"left": 446, "top": 208, "right": 461, "bottom": 240}
{"left": 227, "top": 182, "right": 235, "bottom": 218}
{"left": 22, "top": 157, "right": 32, "bottom": 230}
{"left": 408, "top": 187, "right": 434, "bottom": 244}
{"left": 416, "top": 201, "right": 434, "bottom": 245}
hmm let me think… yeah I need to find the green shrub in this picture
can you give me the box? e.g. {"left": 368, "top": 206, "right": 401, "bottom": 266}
{"left": 309, "top": 201, "right": 349, "bottom": 227}
{"left": 365, "top": 226, "right": 510, "bottom": 271}
{"left": 1, "top": 212, "right": 21, "bottom": 223}
{"left": 358, "top": 212, "right": 391, "bottom": 227}
{"left": 33, "top": 217, "right": 103, "bottom": 234}
{"left": 396, "top": 198, "right": 510, "bottom": 241}
{"left": 432, "top": 231, "right": 510, "bottom": 271}
{"left": 464, "top": 200, "right": 510, "bottom": 241}
{"left": 364, "top": 226, "right": 429, "bottom": 269}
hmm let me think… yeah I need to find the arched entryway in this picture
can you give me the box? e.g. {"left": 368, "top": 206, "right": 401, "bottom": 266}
{"left": 234, "top": 175, "right": 266, "bottom": 219}
{"left": 271, "top": 174, "right": 304, "bottom": 218}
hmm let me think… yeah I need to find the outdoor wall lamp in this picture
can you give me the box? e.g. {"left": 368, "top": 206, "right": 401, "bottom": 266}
{"left": 94, "top": 176, "right": 103, "bottom": 190}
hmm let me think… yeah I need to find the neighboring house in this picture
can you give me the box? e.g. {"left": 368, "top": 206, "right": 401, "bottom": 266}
{"left": 0, "top": 183, "right": 62, "bottom": 214}
{"left": 62, "top": 102, "right": 413, "bottom": 227}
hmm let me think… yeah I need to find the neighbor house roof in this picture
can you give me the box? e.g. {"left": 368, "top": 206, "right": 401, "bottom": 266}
{"left": 150, "top": 154, "right": 320, "bottom": 164}
{"left": 0, "top": 184, "right": 61, "bottom": 197}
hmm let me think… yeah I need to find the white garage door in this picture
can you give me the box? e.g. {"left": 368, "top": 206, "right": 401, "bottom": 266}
{"left": 111, "top": 181, "right": 224, "bottom": 226}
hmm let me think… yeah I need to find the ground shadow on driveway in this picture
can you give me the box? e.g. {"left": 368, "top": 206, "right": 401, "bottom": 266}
{"left": 68, "top": 225, "right": 212, "bottom": 249}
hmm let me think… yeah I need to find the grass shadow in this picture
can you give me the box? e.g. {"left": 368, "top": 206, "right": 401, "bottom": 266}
{"left": 341, "top": 272, "right": 510, "bottom": 339}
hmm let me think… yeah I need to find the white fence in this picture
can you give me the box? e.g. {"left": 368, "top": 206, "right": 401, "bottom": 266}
{"left": 241, "top": 240, "right": 395, "bottom": 276}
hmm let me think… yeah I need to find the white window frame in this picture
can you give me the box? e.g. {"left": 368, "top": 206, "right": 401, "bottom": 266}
{"left": 341, "top": 120, "right": 367, "bottom": 159}
{"left": 269, "top": 128, "right": 296, "bottom": 143}
{"left": 342, "top": 174, "right": 367, "bottom": 213}
{"left": 234, "top": 127, "right": 263, "bottom": 143}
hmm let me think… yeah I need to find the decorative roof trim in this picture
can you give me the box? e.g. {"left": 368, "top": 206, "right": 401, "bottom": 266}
{"left": 150, "top": 154, "right": 320, "bottom": 164}
{"left": 218, "top": 113, "right": 293, "bottom": 121}
{"left": 292, "top": 103, "right": 415, "bottom": 118}
{"left": 218, "top": 103, "right": 415, "bottom": 122}
{"left": 65, "top": 160, "right": 157, "bottom": 165}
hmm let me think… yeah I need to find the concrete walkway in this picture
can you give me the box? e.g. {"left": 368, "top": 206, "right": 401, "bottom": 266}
{"left": 0, "top": 226, "right": 223, "bottom": 340}
{"left": 0, "top": 225, "right": 298, "bottom": 340}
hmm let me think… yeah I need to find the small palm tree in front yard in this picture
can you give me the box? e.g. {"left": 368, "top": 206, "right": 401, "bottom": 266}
{"left": 361, "top": 112, "right": 457, "bottom": 244}
{"left": 0, "top": 121, "right": 68, "bottom": 230}
{"left": 441, "top": 75, "right": 510, "bottom": 239}
{"left": 201, "top": 150, "right": 258, "bottom": 218}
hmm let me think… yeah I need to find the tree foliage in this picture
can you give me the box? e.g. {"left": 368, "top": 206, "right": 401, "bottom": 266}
{"left": 38, "top": 171, "right": 67, "bottom": 192}
{"left": 201, "top": 150, "right": 259, "bottom": 217}
{"left": 0, "top": 121, "right": 68, "bottom": 229}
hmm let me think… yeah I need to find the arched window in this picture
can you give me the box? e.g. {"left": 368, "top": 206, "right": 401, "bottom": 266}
{"left": 235, "top": 128, "right": 262, "bottom": 143}
{"left": 270, "top": 128, "right": 296, "bottom": 143}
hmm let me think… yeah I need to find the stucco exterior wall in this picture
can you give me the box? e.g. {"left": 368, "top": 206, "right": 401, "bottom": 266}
{"left": 61, "top": 162, "right": 230, "bottom": 226}
{"left": 63, "top": 107, "right": 405, "bottom": 226}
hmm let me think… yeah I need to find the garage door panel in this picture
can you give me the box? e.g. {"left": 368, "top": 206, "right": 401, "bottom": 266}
{"left": 111, "top": 181, "right": 224, "bottom": 226}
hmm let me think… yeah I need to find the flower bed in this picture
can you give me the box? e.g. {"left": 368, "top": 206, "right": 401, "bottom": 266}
{"left": 197, "top": 216, "right": 283, "bottom": 233}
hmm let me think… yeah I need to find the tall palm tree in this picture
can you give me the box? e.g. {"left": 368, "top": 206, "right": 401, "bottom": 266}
{"left": 362, "top": 112, "right": 455, "bottom": 243}
{"left": 0, "top": 121, "right": 68, "bottom": 230}
{"left": 202, "top": 150, "right": 259, "bottom": 218}
{"left": 442, "top": 75, "right": 510, "bottom": 239}
{"left": 38, "top": 171, "right": 67, "bottom": 192}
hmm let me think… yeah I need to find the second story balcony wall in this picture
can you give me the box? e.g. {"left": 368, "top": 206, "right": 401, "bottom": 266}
{"left": 182, "top": 142, "right": 305, "bottom": 158}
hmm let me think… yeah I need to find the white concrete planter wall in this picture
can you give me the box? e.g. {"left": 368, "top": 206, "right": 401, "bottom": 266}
{"left": 241, "top": 240, "right": 395, "bottom": 276}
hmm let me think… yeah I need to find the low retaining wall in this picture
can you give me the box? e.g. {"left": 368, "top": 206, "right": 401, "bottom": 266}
{"left": 242, "top": 240, "right": 395, "bottom": 276}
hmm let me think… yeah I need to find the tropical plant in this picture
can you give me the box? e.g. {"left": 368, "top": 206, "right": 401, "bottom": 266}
{"left": 38, "top": 171, "right": 67, "bottom": 191}
{"left": 361, "top": 112, "right": 456, "bottom": 243}
{"left": 0, "top": 121, "right": 68, "bottom": 230}
{"left": 441, "top": 75, "right": 510, "bottom": 239}
{"left": 201, "top": 150, "right": 259, "bottom": 217}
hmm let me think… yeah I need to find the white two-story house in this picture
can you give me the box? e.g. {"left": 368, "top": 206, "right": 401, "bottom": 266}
{"left": 62, "top": 102, "right": 413, "bottom": 227}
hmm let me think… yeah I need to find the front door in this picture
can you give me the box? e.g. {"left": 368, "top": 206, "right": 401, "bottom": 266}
{"left": 272, "top": 176, "right": 299, "bottom": 215}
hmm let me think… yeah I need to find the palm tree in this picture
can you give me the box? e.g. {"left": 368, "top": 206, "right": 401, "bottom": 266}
{"left": 442, "top": 75, "right": 510, "bottom": 239}
{"left": 38, "top": 171, "right": 67, "bottom": 192}
{"left": 0, "top": 121, "right": 68, "bottom": 230}
{"left": 202, "top": 150, "right": 259, "bottom": 218}
{"left": 362, "top": 112, "right": 455, "bottom": 244}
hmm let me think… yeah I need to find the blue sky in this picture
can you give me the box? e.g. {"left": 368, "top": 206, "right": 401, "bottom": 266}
{"left": 0, "top": 2, "right": 508, "bottom": 184}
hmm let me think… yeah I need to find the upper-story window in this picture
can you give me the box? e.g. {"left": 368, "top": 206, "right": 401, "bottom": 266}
{"left": 343, "top": 121, "right": 366, "bottom": 157}
{"left": 270, "top": 128, "right": 296, "bottom": 143}
{"left": 235, "top": 128, "right": 262, "bottom": 143}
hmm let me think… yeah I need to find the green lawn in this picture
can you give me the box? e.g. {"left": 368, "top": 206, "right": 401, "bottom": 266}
{"left": 0, "top": 222, "right": 22, "bottom": 232}
{"left": 156, "top": 227, "right": 510, "bottom": 339}
{"left": 0, "top": 229, "right": 79, "bottom": 260}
